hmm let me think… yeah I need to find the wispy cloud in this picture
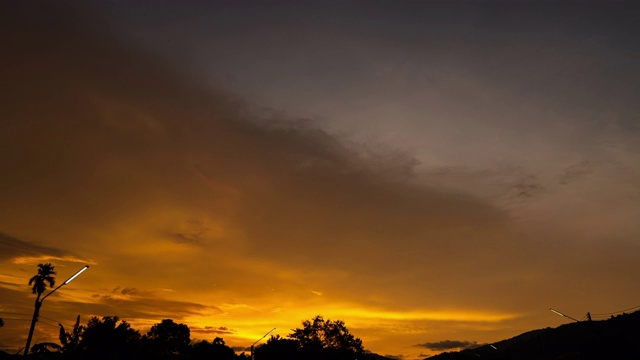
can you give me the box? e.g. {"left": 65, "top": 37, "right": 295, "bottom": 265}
{"left": 558, "top": 161, "right": 593, "bottom": 185}
{"left": 0, "top": 232, "right": 93, "bottom": 265}
{"left": 417, "top": 340, "right": 480, "bottom": 351}
{"left": 70, "top": 293, "right": 220, "bottom": 321}
{"left": 192, "top": 325, "right": 237, "bottom": 335}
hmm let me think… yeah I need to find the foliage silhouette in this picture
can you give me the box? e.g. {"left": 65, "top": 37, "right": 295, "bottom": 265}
{"left": 24, "top": 317, "right": 246, "bottom": 360}
{"left": 12, "top": 311, "right": 640, "bottom": 360}
{"left": 58, "top": 315, "right": 83, "bottom": 357}
{"left": 29, "top": 263, "right": 56, "bottom": 298}
{"left": 143, "top": 319, "right": 190, "bottom": 359}
{"left": 17, "top": 315, "right": 382, "bottom": 360}
{"left": 78, "top": 316, "right": 141, "bottom": 360}
{"left": 257, "top": 315, "right": 364, "bottom": 360}
{"left": 30, "top": 342, "right": 62, "bottom": 355}
{"left": 254, "top": 335, "right": 301, "bottom": 360}
{"left": 190, "top": 337, "right": 237, "bottom": 360}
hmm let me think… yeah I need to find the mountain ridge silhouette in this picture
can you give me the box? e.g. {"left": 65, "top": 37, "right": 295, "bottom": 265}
{"left": 428, "top": 310, "right": 640, "bottom": 359}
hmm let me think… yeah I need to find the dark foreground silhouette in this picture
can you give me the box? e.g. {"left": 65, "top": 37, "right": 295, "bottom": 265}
{"left": 0, "top": 315, "right": 390, "bottom": 360}
{"left": 428, "top": 311, "right": 640, "bottom": 360}
{"left": 4, "top": 312, "right": 639, "bottom": 359}
{"left": 5, "top": 265, "right": 392, "bottom": 360}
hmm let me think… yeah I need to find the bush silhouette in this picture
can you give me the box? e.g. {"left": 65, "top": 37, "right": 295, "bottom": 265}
{"left": 256, "top": 315, "right": 364, "bottom": 360}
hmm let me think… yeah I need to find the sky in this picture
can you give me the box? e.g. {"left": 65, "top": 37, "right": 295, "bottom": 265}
{"left": 1, "top": 1, "right": 639, "bottom": 359}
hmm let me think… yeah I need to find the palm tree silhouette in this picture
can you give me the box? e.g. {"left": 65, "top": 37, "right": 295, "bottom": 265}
{"left": 29, "top": 263, "right": 57, "bottom": 300}
{"left": 24, "top": 263, "right": 57, "bottom": 356}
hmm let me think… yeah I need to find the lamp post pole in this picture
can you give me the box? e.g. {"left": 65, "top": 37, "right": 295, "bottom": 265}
{"left": 250, "top": 327, "right": 275, "bottom": 360}
{"left": 24, "top": 265, "right": 89, "bottom": 357}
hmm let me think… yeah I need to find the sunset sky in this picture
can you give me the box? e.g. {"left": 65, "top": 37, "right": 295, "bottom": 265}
{"left": 1, "top": 1, "right": 639, "bottom": 359}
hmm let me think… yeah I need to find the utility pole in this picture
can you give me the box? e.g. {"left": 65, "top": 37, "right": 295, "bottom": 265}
{"left": 24, "top": 265, "right": 88, "bottom": 357}
{"left": 250, "top": 328, "right": 275, "bottom": 360}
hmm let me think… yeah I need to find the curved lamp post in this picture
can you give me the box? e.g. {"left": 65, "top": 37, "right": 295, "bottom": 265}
{"left": 250, "top": 327, "right": 275, "bottom": 360}
{"left": 550, "top": 308, "right": 580, "bottom": 322}
{"left": 24, "top": 265, "right": 89, "bottom": 357}
{"left": 550, "top": 308, "right": 591, "bottom": 322}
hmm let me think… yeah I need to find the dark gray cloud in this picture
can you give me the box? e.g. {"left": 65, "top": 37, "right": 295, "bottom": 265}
{"left": 165, "top": 220, "right": 211, "bottom": 246}
{"left": 0, "top": 232, "right": 70, "bottom": 261}
{"left": 0, "top": 0, "right": 512, "bottom": 299}
{"left": 167, "top": 232, "right": 203, "bottom": 245}
{"left": 64, "top": 294, "right": 220, "bottom": 321}
{"left": 120, "top": 288, "right": 137, "bottom": 296}
{"left": 510, "top": 175, "right": 544, "bottom": 200}
{"left": 192, "top": 325, "right": 237, "bottom": 335}
{"left": 422, "top": 166, "right": 545, "bottom": 205}
{"left": 382, "top": 354, "right": 404, "bottom": 360}
{"left": 559, "top": 161, "right": 593, "bottom": 185}
{"left": 111, "top": 286, "right": 142, "bottom": 295}
{"left": 417, "top": 340, "right": 480, "bottom": 351}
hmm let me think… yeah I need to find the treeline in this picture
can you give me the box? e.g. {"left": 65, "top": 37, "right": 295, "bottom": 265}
{"left": 11, "top": 315, "right": 380, "bottom": 360}
{"left": 18, "top": 316, "right": 239, "bottom": 360}
{"left": 10, "top": 265, "right": 383, "bottom": 360}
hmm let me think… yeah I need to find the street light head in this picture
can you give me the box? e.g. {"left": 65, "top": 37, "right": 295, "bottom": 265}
{"left": 550, "top": 308, "right": 580, "bottom": 322}
{"left": 550, "top": 308, "right": 566, "bottom": 317}
{"left": 64, "top": 265, "right": 89, "bottom": 284}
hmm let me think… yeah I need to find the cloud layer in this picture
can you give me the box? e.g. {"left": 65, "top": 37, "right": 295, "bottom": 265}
{"left": 1, "top": 2, "right": 639, "bottom": 359}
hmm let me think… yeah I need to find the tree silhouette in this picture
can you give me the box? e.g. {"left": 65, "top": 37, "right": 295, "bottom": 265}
{"left": 78, "top": 316, "right": 141, "bottom": 360}
{"left": 290, "top": 315, "right": 363, "bottom": 358}
{"left": 25, "top": 263, "right": 57, "bottom": 356}
{"left": 58, "top": 315, "right": 83, "bottom": 357}
{"left": 144, "top": 319, "right": 191, "bottom": 359}
{"left": 254, "top": 335, "right": 301, "bottom": 360}
{"left": 257, "top": 316, "right": 364, "bottom": 360}
{"left": 190, "top": 337, "right": 237, "bottom": 360}
{"left": 0, "top": 317, "right": 4, "bottom": 328}
{"left": 29, "top": 263, "right": 57, "bottom": 299}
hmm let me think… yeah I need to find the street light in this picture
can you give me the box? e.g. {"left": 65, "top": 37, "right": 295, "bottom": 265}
{"left": 24, "top": 265, "right": 89, "bottom": 357}
{"left": 549, "top": 308, "right": 580, "bottom": 322}
{"left": 250, "top": 327, "right": 275, "bottom": 360}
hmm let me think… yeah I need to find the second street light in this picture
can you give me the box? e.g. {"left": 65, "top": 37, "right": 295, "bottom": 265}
{"left": 251, "top": 327, "right": 275, "bottom": 360}
{"left": 550, "top": 308, "right": 591, "bottom": 322}
{"left": 24, "top": 265, "right": 89, "bottom": 357}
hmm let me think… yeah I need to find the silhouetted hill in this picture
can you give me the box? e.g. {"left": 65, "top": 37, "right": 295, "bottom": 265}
{"left": 362, "top": 352, "right": 397, "bottom": 360}
{"left": 428, "top": 311, "right": 640, "bottom": 359}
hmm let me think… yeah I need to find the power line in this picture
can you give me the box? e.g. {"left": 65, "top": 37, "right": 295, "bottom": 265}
{"left": 591, "top": 304, "right": 640, "bottom": 316}
{"left": 0, "top": 310, "right": 75, "bottom": 328}
{"left": 38, "top": 319, "right": 60, "bottom": 328}
{"left": 0, "top": 311, "right": 32, "bottom": 317}
{"left": 0, "top": 317, "right": 31, "bottom": 322}
{"left": 40, "top": 315, "right": 74, "bottom": 328}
